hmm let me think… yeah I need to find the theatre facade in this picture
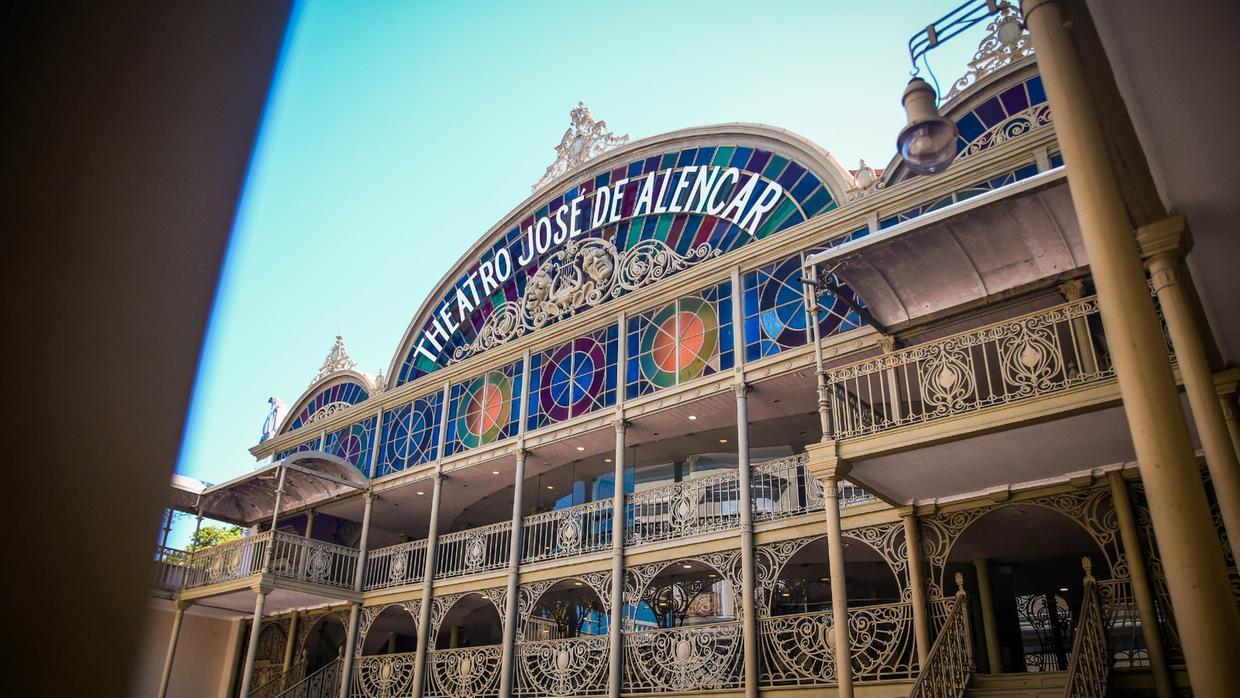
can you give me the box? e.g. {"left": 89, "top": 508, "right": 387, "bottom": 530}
{"left": 142, "top": 11, "right": 1240, "bottom": 698}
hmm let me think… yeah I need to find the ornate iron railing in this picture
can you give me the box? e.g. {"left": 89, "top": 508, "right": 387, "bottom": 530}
{"left": 250, "top": 657, "right": 306, "bottom": 698}
{"left": 281, "top": 656, "right": 341, "bottom": 698}
{"left": 270, "top": 531, "right": 358, "bottom": 589}
{"left": 626, "top": 470, "right": 741, "bottom": 546}
{"left": 908, "top": 575, "right": 972, "bottom": 698}
{"left": 825, "top": 297, "right": 1112, "bottom": 439}
{"left": 522, "top": 499, "right": 613, "bottom": 564}
{"left": 622, "top": 621, "right": 744, "bottom": 693}
{"left": 1064, "top": 562, "right": 1108, "bottom": 698}
{"left": 424, "top": 645, "right": 502, "bottom": 698}
{"left": 153, "top": 545, "right": 189, "bottom": 591}
{"left": 759, "top": 601, "right": 917, "bottom": 687}
{"left": 514, "top": 634, "right": 609, "bottom": 696}
{"left": 364, "top": 539, "right": 428, "bottom": 591}
{"left": 351, "top": 651, "right": 417, "bottom": 698}
{"left": 752, "top": 455, "right": 875, "bottom": 521}
{"left": 434, "top": 521, "right": 512, "bottom": 580}
{"left": 1095, "top": 578, "right": 1149, "bottom": 668}
{"left": 183, "top": 531, "right": 271, "bottom": 589}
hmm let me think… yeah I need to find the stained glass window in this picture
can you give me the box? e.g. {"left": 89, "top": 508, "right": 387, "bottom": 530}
{"left": 275, "top": 437, "right": 320, "bottom": 462}
{"left": 626, "top": 282, "right": 734, "bottom": 399}
{"left": 952, "top": 76, "right": 1049, "bottom": 160}
{"left": 377, "top": 393, "right": 443, "bottom": 478}
{"left": 395, "top": 144, "right": 841, "bottom": 386}
{"left": 445, "top": 359, "right": 524, "bottom": 456}
{"left": 879, "top": 163, "right": 1040, "bottom": 229}
{"left": 742, "top": 252, "right": 865, "bottom": 362}
{"left": 285, "top": 380, "right": 370, "bottom": 433}
{"left": 323, "top": 416, "right": 378, "bottom": 473}
{"left": 527, "top": 326, "right": 619, "bottom": 430}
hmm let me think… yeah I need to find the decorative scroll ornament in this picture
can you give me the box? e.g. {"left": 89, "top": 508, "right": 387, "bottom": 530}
{"left": 356, "top": 652, "right": 416, "bottom": 698}
{"left": 534, "top": 101, "right": 630, "bottom": 192}
{"left": 941, "top": 3, "right": 1034, "bottom": 104}
{"left": 453, "top": 237, "right": 718, "bottom": 362}
{"left": 957, "top": 103, "right": 1052, "bottom": 159}
{"left": 518, "top": 635, "right": 609, "bottom": 697}
{"left": 845, "top": 159, "right": 884, "bottom": 202}
{"left": 312, "top": 334, "right": 358, "bottom": 385}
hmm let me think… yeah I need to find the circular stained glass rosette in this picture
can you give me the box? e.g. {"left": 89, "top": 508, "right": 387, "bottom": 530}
{"left": 457, "top": 372, "right": 513, "bottom": 449}
{"left": 639, "top": 298, "right": 719, "bottom": 388}
{"left": 540, "top": 337, "right": 606, "bottom": 422}
{"left": 817, "top": 280, "right": 856, "bottom": 336}
{"left": 758, "top": 257, "right": 809, "bottom": 347}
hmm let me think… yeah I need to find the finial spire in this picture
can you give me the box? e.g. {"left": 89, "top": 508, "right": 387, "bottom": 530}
{"left": 313, "top": 333, "right": 357, "bottom": 385}
{"left": 533, "top": 101, "right": 630, "bottom": 192}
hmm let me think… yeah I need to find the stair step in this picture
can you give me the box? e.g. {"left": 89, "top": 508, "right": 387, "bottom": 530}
{"left": 966, "top": 671, "right": 1068, "bottom": 697}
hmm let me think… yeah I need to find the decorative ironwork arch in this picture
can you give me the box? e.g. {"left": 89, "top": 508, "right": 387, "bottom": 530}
{"left": 356, "top": 601, "right": 420, "bottom": 657}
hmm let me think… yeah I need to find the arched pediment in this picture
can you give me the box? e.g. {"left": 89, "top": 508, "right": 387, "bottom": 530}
{"left": 280, "top": 370, "right": 373, "bottom": 435}
{"left": 387, "top": 123, "right": 855, "bottom": 388}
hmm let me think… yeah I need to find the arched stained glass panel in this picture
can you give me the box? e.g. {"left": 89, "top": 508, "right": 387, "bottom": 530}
{"left": 378, "top": 393, "right": 442, "bottom": 477}
{"left": 527, "top": 326, "right": 618, "bottom": 430}
{"left": 445, "top": 359, "right": 524, "bottom": 456}
{"left": 626, "top": 282, "right": 733, "bottom": 399}
{"left": 286, "top": 380, "right": 370, "bottom": 432}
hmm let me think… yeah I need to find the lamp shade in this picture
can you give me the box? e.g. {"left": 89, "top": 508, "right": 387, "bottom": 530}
{"left": 896, "top": 78, "right": 959, "bottom": 176}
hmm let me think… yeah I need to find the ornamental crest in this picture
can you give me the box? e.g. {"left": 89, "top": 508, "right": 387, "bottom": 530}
{"left": 312, "top": 334, "right": 358, "bottom": 385}
{"left": 452, "top": 237, "right": 718, "bottom": 362}
{"left": 941, "top": 3, "right": 1034, "bottom": 104}
{"left": 533, "top": 101, "right": 630, "bottom": 192}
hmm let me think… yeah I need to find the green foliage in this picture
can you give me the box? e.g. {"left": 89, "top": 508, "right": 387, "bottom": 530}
{"left": 188, "top": 524, "right": 244, "bottom": 552}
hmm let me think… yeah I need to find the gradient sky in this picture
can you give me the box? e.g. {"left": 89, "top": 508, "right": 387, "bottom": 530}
{"left": 171, "top": 0, "right": 987, "bottom": 540}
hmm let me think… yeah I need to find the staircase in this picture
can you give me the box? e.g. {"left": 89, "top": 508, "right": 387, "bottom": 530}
{"left": 965, "top": 672, "right": 1068, "bottom": 697}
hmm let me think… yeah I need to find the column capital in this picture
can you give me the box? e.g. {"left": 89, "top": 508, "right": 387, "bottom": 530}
{"left": 613, "top": 416, "right": 630, "bottom": 433}
{"left": 1137, "top": 215, "right": 1191, "bottom": 261}
{"left": 804, "top": 440, "right": 850, "bottom": 482}
{"left": 731, "top": 381, "right": 752, "bottom": 399}
{"left": 876, "top": 334, "right": 898, "bottom": 354}
{"left": 174, "top": 599, "right": 194, "bottom": 612}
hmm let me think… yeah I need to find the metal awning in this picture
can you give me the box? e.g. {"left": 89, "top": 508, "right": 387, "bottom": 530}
{"left": 168, "top": 473, "right": 207, "bottom": 513}
{"left": 806, "top": 167, "right": 1086, "bottom": 330}
{"left": 193, "top": 452, "right": 369, "bottom": 527}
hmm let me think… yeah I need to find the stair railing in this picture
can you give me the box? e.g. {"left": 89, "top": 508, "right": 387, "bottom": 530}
{"left": 273, "top": 652, "right": 342, "bottom": 698}
{"left": 249, "top": 655, "right": 306, "bottom": 698}
{"left": 909, "top": 572, "right": 974, "bottom": 698}
{"left": 1063, "top": 557, "right": 1109, "bottom": 698}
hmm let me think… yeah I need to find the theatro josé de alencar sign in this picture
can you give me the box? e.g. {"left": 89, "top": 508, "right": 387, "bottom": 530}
{"left": 395, "top": 108, "right": 841, "bottom": 386}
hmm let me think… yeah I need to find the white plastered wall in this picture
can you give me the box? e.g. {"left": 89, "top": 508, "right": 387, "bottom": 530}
{"left": 130, "top": 601, "right": 242, "bottom": 698}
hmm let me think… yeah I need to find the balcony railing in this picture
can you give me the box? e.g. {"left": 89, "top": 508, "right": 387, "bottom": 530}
{"left": 522, "top": 499, "right": 613, "bottom": 564}
{"left": 364, "top": 538, "right": 428, "bottom": 591}
{"left": 183, "top": 531, "right": 270, "bottom": 589}
{"left": 181, "top": 531, "right": 358, "bottom": 591}
{"left": 514, "top": 634, "right": 609, "bottom": 696}
{"left": 759, "top": 602, "right": 917, "bottom": 687}
{"left": 351, "top": 651, "right": 417, "bottom": 698}
{"left": 825, "top": 296, "right": 1112, "bottom": 439}
{"left": 153, "top": 545, "right": 189, "bottom": 592}
{"left": 424, "top": 645, "right": 502, "bottom": 698}
{"left": 435, "top": 521, "right": 512, "bottom": 579}
{"left": 623, "top": 621, "right": 744, "bottom": 693}
{"left": 626, "top": 470, "right": 742, "bottom": 546}
{"left": 752, "top": 454, "right": 876, "bottom": 521}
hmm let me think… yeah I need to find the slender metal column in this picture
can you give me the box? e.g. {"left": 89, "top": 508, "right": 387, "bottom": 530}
{"left": 499, "top": 447, "right": 528, "bottom": 698}
{"left": 1022, "top": 1, "right": 1240, "bottom": 691}
{"left": 261, "top": 466, "right": 288, "bottom": 574}
{"left": 1222, "top": 393, "right": 1240, "bottom": 460}
{"left": 338, "top": 491, "right": 376, "bottom": 698}
{"left": 1108, "top": 470, "right": 1174, "bottom": 698}
{"left": 238, "top": 589, "right": 270, "bottom": 697}
{"left": 160, "top": 508, "right": 174, "bottom": 550}
{"left": 972, "top": 559, "right": 1002, "bottom": 674}
{"left": 413, "top": 468, "right": 445, "bottom": 698}
{"left": 822, "top": 470, "right": 853, "bottom": 698}
{"left": 900, "top": 509, "right": 931, "bottom": 667}
{"left": 733, "top": 381, "right": 759, "bottom": 697}
{"left": 281, "top": 610, "right": 300, "bottom": 678}
{"left": 157, "top": 601, "right": 189, "bottom": 698}
{"left": 1140, "top": 221, "right": 1240, "bottom": 565}
{"left": 608, "top": 417, "right": 627, "bottom": 698}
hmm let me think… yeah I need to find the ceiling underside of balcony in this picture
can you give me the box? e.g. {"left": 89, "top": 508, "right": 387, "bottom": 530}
{"left": 849, "top": 393, "right": 1202, "bottom": 505}
{"left": 812, "top": 171, "right": 1087, "bottom": 331}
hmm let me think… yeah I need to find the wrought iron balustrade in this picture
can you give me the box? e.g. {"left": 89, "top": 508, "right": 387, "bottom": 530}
{"left": 351, "top": 651, "right": 417, "bottom": 698}
{"left": 424, "top": 645, "right": 502, "bottom": 698}
{"left": 909, "top": 577, "right": 972, "bottom": 698}
{"left": 269, "top": 531, "right": 358, "bottom": 589}
{"left": 626, "top": 470, "right": 742, "bottom": 546}
{"left": 282, "top": 656, "right": 342, "bottom": 698}
{"left": 752, "top": 455, "right": 876, "bottom": 521}
{"left": 622, "top": 621, "right": 744, "bottom": 693}
{"left": 183, "top": 531, "right": 271, "bottom": 589}
{"left": 825, "top": 296, "right": 1112, "bottom": 439}
{"left": 514, "top": 634, "right": 609, "bottom": 696}
{"left": 434, "top": 521, "right": 512, "bottom": 580}
{"left": 1064, "top": 569, "right": 1108, "bottom": 698}
{"left": 365, "top": 539, "right": 429, "bottom": 591}
{"left": 759, "top": 601, "right": 917, "bottom": 687}
{"left": 522, "top": 499, "right": 613, "bottom": 564}
{"left": 153, "top": 545, "right": 189, "bottom": 592}
{"left": 250, "top": 656, "right": 306, "bottom": 698}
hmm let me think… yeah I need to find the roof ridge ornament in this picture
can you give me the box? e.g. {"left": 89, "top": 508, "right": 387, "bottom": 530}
{"left": 940, "top": 2, "right": 1033, "bottom": 104}
{"left": 533, "top": 101, "right": 630, "bottom": 192}
{"left": 313, "top": 333, "right": 358, "bottom": 386}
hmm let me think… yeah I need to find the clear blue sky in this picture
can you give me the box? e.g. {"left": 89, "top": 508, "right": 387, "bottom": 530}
{"left": 173, "top": 0, "right": 985, "bottom": 530}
